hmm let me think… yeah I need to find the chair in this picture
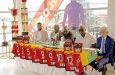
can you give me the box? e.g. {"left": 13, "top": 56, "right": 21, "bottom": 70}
{"left": 91, "top": 41, "right": 115, "bottom": 75}
{"left": 110, "top": 41, "right": 115, "bottom": 69}
{"left": 102, "top": 41, "right": 115, "bottom": 75}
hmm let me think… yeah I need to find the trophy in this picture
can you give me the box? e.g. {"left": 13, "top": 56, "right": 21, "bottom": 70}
{"left": 11, "top": 0, "right": 18, "bottom": 40}
{"left": 74, "top": 43, "right": 83, "bottom": 53}
{"left": 64, "top": 40, "right": 73, "bottom": 51}
{"left": 20, "top": 0, "right": 30, "bottom": 43}
{"left": 1, "top": 18, "right": 8, "bottom": 46}
{"left": 21, "top": 0, "right": 28, "bottom": 35}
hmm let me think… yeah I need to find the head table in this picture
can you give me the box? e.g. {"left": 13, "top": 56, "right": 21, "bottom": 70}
{"left": 12, "top": 42, "right": 97, "bottom": 75}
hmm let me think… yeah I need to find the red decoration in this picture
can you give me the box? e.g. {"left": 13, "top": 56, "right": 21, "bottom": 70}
{"left": 74, "top": 43, "right": 82, "bottom": 53}
{"left": 55, "top": 50, "right": 65, "bottom": 68}
{"left": 12, "top": 25, "right": 18, "bottom": 29}
{"left": 15, "top": 30, "right": 18, "bottom": 33}
{"left": 64, "top": 51, "right": 74, "bottom": 71}
{"left": 46, "top": 49, "right": 55, "bottom": 66}
{"left": 74, "top": 53, "right": 83, "bottom": 75}
{"left": 11, "top": 9, "right": 18, "bottom": 16}
{"left": 12, "top": 30, "right": 18, "bottom": 33}
{"left": 25, "top": 46, "right": 32, "bottom": 60}
{"left": 12, "top": 43, "right": 90, "bottom": 75}
{"left": 19, "top": 46, "right": 26, "bottom": 59}
{"left": 39, "top": 48, "right": 47, "bottom": 64}
{"left": 31, "top": 48, "right": 40, "bottom": 63}
{"left": 22, "top": 0, "right": 26, "bottom": 2}
{"left": 23, "top": 35, "right": 30, "bottom": 44}
{"left": 16, "top": 36, "right": 23, "bottom": 43}
{"left": 64, "top": 41, "right": 73, "bottom": 51}
{"left": 12, "top": 43, "right": 19, "bottom": 56}
{"left": 15, "top": 45, "right": 20, "bottom": 57}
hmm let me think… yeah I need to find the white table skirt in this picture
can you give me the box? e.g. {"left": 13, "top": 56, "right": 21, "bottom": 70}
{"left": 14, "top": 57, "right": 76, "bottom": 75}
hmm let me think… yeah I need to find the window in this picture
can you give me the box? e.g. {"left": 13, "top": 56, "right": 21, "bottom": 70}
{"left": 0, "top": 0, "right": 108, "bottom": 44}
{"left": 0, "top": 0, "right": 13, "bottom": 44}
{"left": 48, "top": 0, "right": 108, "bottom": 37}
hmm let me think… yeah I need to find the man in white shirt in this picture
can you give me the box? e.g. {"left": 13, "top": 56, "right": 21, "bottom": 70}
{"left": 75, "top": 26, "right": 96, "bottom": 48}
{"left": 32, "top": 22, "right": 48, "bottom": 42}
{"left": 50, "top": 25, "right": 62, "bottom": 42}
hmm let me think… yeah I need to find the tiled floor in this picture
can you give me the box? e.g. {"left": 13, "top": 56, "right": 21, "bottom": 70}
{"left": 0, "top": 59, "right": 41, "bottom": 75}
{"left": 106, "top": 64, "right": 115, "bottom": 75}
{"left": 0, "top": 59, "right": 115, "bottom": 75}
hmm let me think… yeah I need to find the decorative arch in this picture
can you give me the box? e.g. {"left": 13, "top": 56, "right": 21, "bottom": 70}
{"left": 28, "top": 0, "right": 63, "bottom": 35}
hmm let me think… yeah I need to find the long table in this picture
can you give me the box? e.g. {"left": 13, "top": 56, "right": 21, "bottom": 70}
{"left": 12, "top": 43, "right": 97, "bottom": 75}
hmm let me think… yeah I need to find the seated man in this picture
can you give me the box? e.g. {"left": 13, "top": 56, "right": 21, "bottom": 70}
{"left": 50, "top": 24, "right": 62, "bottom": 43}
{"left": 32, "top": 22, "right": 48, "bottom": 42}
{"left": 75, "top": 26, "right": 96, "bottom": 48}
{"left": 61, "top": 26, "right": 74, "bottom": 42}
{"left": 90, "top": 26, "right": 114, "bottom": 75}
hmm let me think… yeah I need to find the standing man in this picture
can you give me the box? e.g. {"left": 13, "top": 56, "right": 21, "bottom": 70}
{"left": 90, "top": 26, "right": 114, "bottom": 75}
{"left": 32, "top": 22, "right": 48, "bottom": 42}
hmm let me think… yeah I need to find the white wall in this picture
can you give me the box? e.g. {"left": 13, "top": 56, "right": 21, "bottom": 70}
{"left": 108, "top": 0, "right": 115, "bottom": 40}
